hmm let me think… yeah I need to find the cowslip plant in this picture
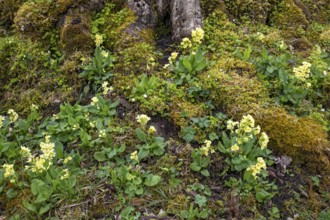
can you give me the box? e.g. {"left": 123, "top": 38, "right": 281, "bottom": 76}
{"left": 165, "top": 28, "right": 208, "bottom": 86}
{"left": 110, "top": 165, "right": 161, "bottom": 198}
{"left": 218, "top": 114, "right": 277, "bottom": 203}
{"left": 135, "top": 114, "right": 167, "bottom": 160}
{"left": 171, "top": 48, "right": 208, "bottom": 85}
{"left": 79, "top": 34, "right": 114, "bottom": 95}
{"left": 190, "top": 140, "right": 215, "bottom": 177}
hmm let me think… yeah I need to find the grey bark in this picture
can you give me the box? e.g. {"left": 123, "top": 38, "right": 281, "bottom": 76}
{"left": 127, "top": 0, "right": 203, "bottom": 40}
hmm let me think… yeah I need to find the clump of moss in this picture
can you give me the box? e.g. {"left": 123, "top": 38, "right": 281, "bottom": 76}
{"left": 60, "top": 15, "right": 94, "bottom": 56}
{"left": 256, "top": 107, "right": 330, "bottom": 172}
{"left": 223, "top": 0, "right": 271, "bottom": 24}
{"left": 269, "top": 0, "right": 308, "bottom": 37}
{"left": 0, "top": 0, "right": 27, "bottom": 27}
{"left": 199, "top": 61, "right": 270, "bottom": 118}
{"left": 200, "top": 62, "right": 330, "bottom": 172}
{"left": 0, "top": 36, "right": 76, "bottom": 115}
{"left": 13, "top": 0, "right": 72, "bottom": 38}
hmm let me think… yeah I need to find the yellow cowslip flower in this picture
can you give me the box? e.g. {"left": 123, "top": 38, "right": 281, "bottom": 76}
{"left": 191, "top": 27, "right": 204, "bottom": 44}
{"left": 40, "top": 140, "right": 56, "bottom": 162}
{"left": 147, "top": 126, "right": 157, "bottom": 135}
{"left": 293, "top": 61, "right": 311, "bottom": 81}
{"left": 20, "top": 146, "right": 32, "bottom": 160}
{"left": 7, "top": 109, "right": 18, "bottom": 123}
{"left": 98, "top": 130, "right": 106, "bottom": 138}
{"left": 136, "top": 114, "right": 151, "bottom": 128}
{"left": 168, "top": 52, "right": 178, "bottom": 63}
{"left": 255, "top": 32, "right": 265, "bottom": 41}
{"left": 163, "top": 64, "right": 170, "bottom": 69}
{"left": 259, "top": 132, "right": 269, "bottom": 149}
{"left": 181, "top": 37, "right": 192, "bottom": 49}
{"left": 231, "top": 144, "right": 240, "bottom": 152}
{"left": 30, "top": 157, "right": 47, "bottom": 173}
{"left": 95, "top": 34, "right": 103, "bottom": 47}
{"left": 240, "top": 114, "right": 255, "bottom": 129}
{"left": 3, "top": 164, "right": 15, "bottom": 178}
{"left": 101, "top": 50, "right": 109, "bottom": 58}
{"left": 60, "top": 169, "right": 70, "bottom": 180}
{"left": 0, "top": 115, "right": 4, "bottom": 128}
{"left": 130, "top": 151, "right": 138, "bottom": 161}
{"left": 91, "top": 96, "right": 99, "bottom": 106}
{"left": 64, "top": 156, "right": 72, "bottom": 164}
{"left": 200, "top": 140, "right": 214, "bottom": 156}
{"left": 253, "top": 126, "right": 261, "bottom": 135}
{"left": 30, "top": 104, "right": 38, "bottom": 111}
{"left": 257, "top": 157, "right": 266, "bottom": 169}
{"left": 226, "top": 119, "right": 239, "bottom": 131}
{"left": 306, "top": 82, "right": 311, "bottom": 88}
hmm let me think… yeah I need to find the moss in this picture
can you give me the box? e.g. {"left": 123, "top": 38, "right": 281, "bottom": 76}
{"left": 256, "top": 107, "right": 330, "bottom": 172}
{"left": 0, "top": 0, "right": 27, "bottom": 27}
{"left": 170, "top": 95, "right": 207, "bottom": 129}
{"left": 201, "top": 62, "right": 330, "bottom": 172}
{"left": 269, "top": 0, "right": 308, "bottom": 37}
{"left": 223, "top": 0, "right": 271, "bottom": 24}
{"left": 0, "top": 36, "right": 77, "bottom": 115}
{"left": 199, "top": 61, "right": 271, "bottom": 118}
{"left": 60, "top": 15, "right": 94, "bottom": 56}
{"left": 13, "top": 0, "right": 72, "bottom": 38}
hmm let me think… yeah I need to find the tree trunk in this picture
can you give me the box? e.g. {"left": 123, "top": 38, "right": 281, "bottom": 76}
{"left": 128, "top": 0, "right": 203, "bottom": 40}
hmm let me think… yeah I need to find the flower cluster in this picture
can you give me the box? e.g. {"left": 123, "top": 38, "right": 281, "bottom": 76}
{"left": 226, "top": 115, "right": 269, "bottom": 149}
{"left": 91, "top": 96, "right": 99, "bottom": 106}
{"left": 181, "top": 37, "right": 192, "bottom": 49}
{"left": 168, "top": 52, "right": 178, "bottom": 64}
{"left": 7, "top": 109, "right": 18, "bottom": 123}
{"left": 0, "top": 115, "right": 4, "bottom": 128}
{"left": 20, "top": 146, "right": 32, "bottom": 160}
{"left": 258, "top": 132, "right": 269, "bottom": 150}
{"left": 95, "top": 34, "right": 103, "bottom": 47}
{"left": 30, "top": 104, "right": 39, "bottom": 111}
{"left": 64, "top": 156, "right": 72, "bottom": 164}
{"left": 99, "top": 130, "right": 106, "bottom": 138}
{"left": 136, "top": 114, "right": 151, "bottom": 129}
{"left": 24, "top": 136, "right": 56, "bottom": 173}
{"left": 293, "top": 61, "right": 311, "bottom": 82}
{"left": 60, "top": 169, "right": 70, "bottom": 180}
{"left": 101, "top": 50, "right": 109, "bottom": 58}
{"left": 130, "top": 150, "right": 138, "bottom": 161}
{"left": 200, "top": 140, "right": 215, "bottom": 156}
{"left": 147, "top": 126, "right": 157, "bottom": 135}
{"left": 231, "top": 144, "right": 240, "bottom": 152}
{"left": 191, "top": 27, "right": 204, "bottom": 44}
{"left": 2, "top": 164, "right": 16, "bottom": 183}
{"left": 246, "top": 157, "right": 267, "bottom": 178}
{"left": 102, "top": 81, "right": 114, "bottom": 95}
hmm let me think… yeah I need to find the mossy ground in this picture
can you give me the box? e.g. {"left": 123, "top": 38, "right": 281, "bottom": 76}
{"left": 0, "top": 0, "right": 330, "bottom": 219}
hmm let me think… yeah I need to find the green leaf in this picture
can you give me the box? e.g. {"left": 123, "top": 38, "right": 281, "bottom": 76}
{"left": 39, "top": 204, "right": 51, "bottom": 215}
{"left": 190, "top": 162, "right": 201, "bottom": 171}
{"left": 135, "top": 128, "right": 147, "bottom": 142}
{"left": 183, "top": 58, "right": 193, "bottom": 72}
{"left": 23, "top": 201, "right": 38, "bottom": 214}
{"left": 144, "top": 175, "right": 161, "bottom": 187}
{"left": 94, "top": 151, "right": 107, "bottom": 161}
{"left": 195, "top": 194, "right": 207, "bottom": 208}
{"left": 201, "top": 169, "right": 210, "bottom": 177}
{"left": 182, "top": 126, "right": 196, "bottom": 143}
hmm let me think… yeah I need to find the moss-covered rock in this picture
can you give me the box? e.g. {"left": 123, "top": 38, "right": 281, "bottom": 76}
{"left": 257, "top": 107, "right": 330, "bottom": 172}
{"left": 200, "top": 62, "right": 330, "bottom": 172}
{"left": 60, "top": 15, "right": 94, "bottom": 56}
{"left": 199, "top": 61, "right": 270, "bottom": 118}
